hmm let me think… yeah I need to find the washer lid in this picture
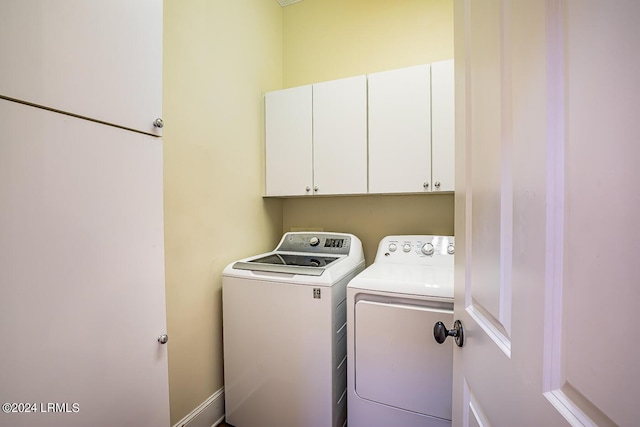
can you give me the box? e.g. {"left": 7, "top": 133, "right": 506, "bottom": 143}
{"left": 249, "top": 253, "right": 339, "bottom": 267}
{"left": 232, "top": 253, "right": 342, "bottom": 276}
{"left": 348, "top": 263, "right": 453, "bottom": 299}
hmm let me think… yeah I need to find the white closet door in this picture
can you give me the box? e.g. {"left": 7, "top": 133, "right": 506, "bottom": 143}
{"left": 0, "top": 1, "right": 162, "bottom": 135}
{"left": 313, "top": 75, "right": 368, "bottom": 195}
{"left": 0, "top": 98, "right": 169, "bottom": 427}
{"left": 368, "top": 65, "right": 432, "bottom": 194}
{"left": 265, "top": 85, "right": 313, "bottom": 196}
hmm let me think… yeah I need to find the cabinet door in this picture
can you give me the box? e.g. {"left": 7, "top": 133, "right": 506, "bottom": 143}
{"left": 431, "top": 60, "right": 455, "bottom": 192}
{"left": 265, "top": 85, "right": 313, "bottom": 196}
{"left": 313, "top": 76, "right": 368, "bottom": 195}
{"left": 0, "top": 1, "right": 162, "bottom": 136}
{"left": 368, "top": 65, "right": 432, "bottom": 194}
{"left": 0, "top": 98, "right": 169, "bottom": 427}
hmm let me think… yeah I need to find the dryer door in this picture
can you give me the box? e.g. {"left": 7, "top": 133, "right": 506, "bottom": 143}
{"left": 354, "top": 300, "right": 453, "bottom": 420}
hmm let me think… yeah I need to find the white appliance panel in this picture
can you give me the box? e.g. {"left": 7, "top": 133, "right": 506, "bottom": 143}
{"left": 355, "top": 300, "right": 453, "bottom": 420}
{"left": 350, "top": 263, "right": 453, "bottom": 298}
{"left": 223, "top": 276, "right": 334, "bottom": 427}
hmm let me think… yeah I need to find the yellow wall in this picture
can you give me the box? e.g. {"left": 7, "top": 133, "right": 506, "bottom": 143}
{"left": 163, "top": 0, "right": 454, "bottom": 423}
{"left": 282, "top": 0, "right": 455, "bottom": 263}
{"left": 283, "top": 194, "right": 454, "bottom": 263}
{"left": 163, "top": 1, "right": 283, "bottom": 423}
{"left": 283, "top": 0, "right": 454, "bottom": 86}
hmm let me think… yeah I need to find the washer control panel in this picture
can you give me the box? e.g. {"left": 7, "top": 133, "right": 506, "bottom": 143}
{"left": 375, "top": 235, "right": 455, "bottom": 264}
{"left": 277, "top": 232, "right": 352, "bottom": 255}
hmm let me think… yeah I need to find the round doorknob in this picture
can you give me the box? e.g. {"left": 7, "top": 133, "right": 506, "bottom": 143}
{"left": 153, "top": 118, "right": 164, "bottom": 128}
{"left": 434, "top": 320, "right": 464, "bottom": 347}
{"left": 157, "top": 334, "right": 169, "bottom": 344}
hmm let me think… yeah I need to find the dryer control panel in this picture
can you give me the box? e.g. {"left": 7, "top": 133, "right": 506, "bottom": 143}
{"left": 375, "top": 235, "right": 454, "bottom": 265}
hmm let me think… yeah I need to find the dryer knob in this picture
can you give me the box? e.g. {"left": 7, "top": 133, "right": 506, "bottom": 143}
{"left": 421, "top": 243, "right": 435, "bottom": 256}
{"left": 447, "top": 244, "right": 455, "bottom": 255}
{"left": 388, "top": 243, "right": 397, "bottom": 252}
{"left": 309, "top": 237, "right": 320, "bottom": 246}
{"left": 402, "top": 243, "right": 412, "bottom": 253}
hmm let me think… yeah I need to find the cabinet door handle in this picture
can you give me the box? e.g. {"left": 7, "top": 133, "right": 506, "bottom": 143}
{"left": 314, "top": 186, "right": 318, "bottom": 192}
{"left": 153, "top": 118, "right": 164, "bottom": 128}
{"left": 305, "top": 186, "right": 311, "bottom": 192}
{"left": 423, "top": 182, "right": 430, "bottom": 189}
{"left": 434, "top": 181, "right": 441, "bottom": 189}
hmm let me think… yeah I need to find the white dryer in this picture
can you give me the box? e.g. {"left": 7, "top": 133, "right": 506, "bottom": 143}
{"left": 222, "top": 232, "right": 365, "bottom": 427}
{"left": 347, "top": 235, "right": 455, "bottom": 427}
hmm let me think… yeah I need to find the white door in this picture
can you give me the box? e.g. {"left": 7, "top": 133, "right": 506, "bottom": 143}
{"left": 452, "top": 1, "right": 640, "bottom": 426}
{"left": 0, "top": 0, "right": 163, "bottom": 136}
{"left": 264, "top": 85, "right": 313, "bottom": 196}
{"left": 0, "top": 99, "right": 169, "bottom": 427}
{"left": 431, "top": 60, "right": 455, "bottom": 193}
{"left": 368, "top": 64, "right": 432, "bottom": 194}
{"left": 313, "top": 75, "right": 368, "bottom": 196}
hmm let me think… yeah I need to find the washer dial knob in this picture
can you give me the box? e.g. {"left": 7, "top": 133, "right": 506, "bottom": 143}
{"left": 421, "top": 242, "right": 435, "bottom": 256}
{"left": 309, "top": 237, "right": 320, "bottom": 247}
{"left": 447, "top": 244, "right": 455, "bottom": 255}
{"left": 402, "top": 243, "right": 412, "bottom": 253}
{"left": 388, "top": 243, "right": 397, "bottom": 252}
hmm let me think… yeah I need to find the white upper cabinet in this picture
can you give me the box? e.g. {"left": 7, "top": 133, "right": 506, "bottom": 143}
{"left": 368, "top": 62, "right": 455, "bottom": 194}
{"left": 368, "top": 64, "right": 432, "bottom": 194}
{"left": 264, "top": 76, "right": 367, "bottom": 197}
{"left": 265, "top": 62, "right": 454, "bottom": 197}
{"left": 431, "top": 60, "right": 455, "bottom": 192}
{"left": 265, "top": 85, "right": 313, "bottom": 197}
{"left": 313, "top": 75, "right": 368, "bottom": 195}
{"left": 0, "top": 0, "right": 163, "bottom": 135}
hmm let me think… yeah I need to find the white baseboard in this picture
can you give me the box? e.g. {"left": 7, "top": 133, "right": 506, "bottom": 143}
{"left": 172, "top": 387, "right": 225, "bottom": 427}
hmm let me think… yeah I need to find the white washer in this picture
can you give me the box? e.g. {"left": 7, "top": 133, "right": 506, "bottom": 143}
{"left": 347, "top": 235, "right": 455, "bottom": 427}
{"left": 223, "top": 232, "right": 365, "bottom": 427}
